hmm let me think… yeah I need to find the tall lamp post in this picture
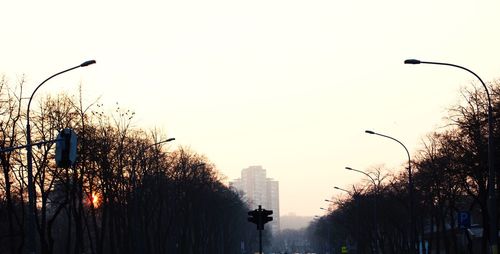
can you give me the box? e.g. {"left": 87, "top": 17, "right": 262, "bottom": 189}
{"left": 365, "top": 130, "right": 414, "bottom": 252}
{"left": 405, "top": 58, "right": 498, "bottom": 254}
{"left": 319, "top": 208, "right": 333, "bottom": 253}
{"left": 133, "top": 137, "right": 175, "bottom": 186}
{"left": 25, "top": 60, "right": 96, "bottom": 254}
{"left": 346, "top": 166, "right": 379, "bottom": 254}
{"left": 334, "top": 186, "right": 359, "bottom": 252}
{"left": 133, "top": 137, "right": 175, "bottom": 253}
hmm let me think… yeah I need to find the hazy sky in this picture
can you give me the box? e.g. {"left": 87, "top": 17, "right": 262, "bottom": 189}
{"left": 2, "top": 1, "right": 500, "bottom": 216}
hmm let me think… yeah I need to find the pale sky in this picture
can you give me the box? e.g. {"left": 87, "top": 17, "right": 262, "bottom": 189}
{"left": 1, "top": 1, "right": 500, "bottom": 216}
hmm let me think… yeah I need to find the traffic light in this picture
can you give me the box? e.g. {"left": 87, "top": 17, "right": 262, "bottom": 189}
{"left": 248, "top": 210, "right": 261, "bottom": 229}
{"left": 247, "top": 205, "right": 273, "bottom": 230}
{"left": 262, "top": 209, "right": 273, "bottom": 225}
{"left": 55, "top": 128, "right": 78, "bottom": 168}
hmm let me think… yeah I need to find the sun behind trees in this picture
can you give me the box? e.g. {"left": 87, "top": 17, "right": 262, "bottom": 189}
{"left": 0, "top": 78, "right": 258, "bottom": 254}
{"left": 308, "top": 80, "right": 500, "bottom": 254}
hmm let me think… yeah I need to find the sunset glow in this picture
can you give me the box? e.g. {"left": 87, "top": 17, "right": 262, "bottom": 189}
{"left": 91, "top": 192, "right": 100, "bottom": 208}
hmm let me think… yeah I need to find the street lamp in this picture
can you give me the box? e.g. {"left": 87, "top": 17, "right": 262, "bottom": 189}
{"left": 365, "top": 129, "right": 414, "bottom": 252}
{"left": 136, "top": 137, "right": 176, "bottom": 171}
{"left": 405, "top": 58, "right": 498, "bottom": 254}
{"left": 334, "top": 186, "right": 351, "bottom": 195}
{"left": 150, "top": 138, "right": 176, "bottom": 148}
{"left": 345, "top": 167, "right": 377, "bottom": 187}
{"left": 132, "top": 137, "right": 175, "bottom": 253}
{"left": 142, "top": 138, "right": 176, "bottom": 158}
{"left": 345, "top": 166, "right": 379, "bottom": 254}
{"left": 25, "top": 60, "right": 96, "bottom": 254}
{"left": 325, "top": 199, "right": 334, "bottom": 203}
{"left": 137, "top": 137, "right": 176, "bottom": 183}
{"left": 335, "top": 186, "right": 360, "bottom": 251}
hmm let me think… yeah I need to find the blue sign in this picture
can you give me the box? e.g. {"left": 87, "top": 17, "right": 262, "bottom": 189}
{"left": 458, "top": 211, "right": 471, "bottom": 229}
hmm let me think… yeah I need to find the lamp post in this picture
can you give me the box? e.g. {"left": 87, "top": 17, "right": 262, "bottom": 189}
{"left": 346, "top": 166, "right": 379, "bottom": 254}
{"left": 132, "top": 137, "right": 175, "bottom": 254}
{"left": 335, "top": 186, "right": 360, "bottom": 252}
{"left": 365, "top": 130, "right": 414, "bottom": 252}
{"left": 405, "top": 59, "right": 497, "bottom": 254}
{"left": 25, "top": 60, "right": 96, "bottom": 254}
{"left": 133, "top": 138, "right": 175, "bottom": 184}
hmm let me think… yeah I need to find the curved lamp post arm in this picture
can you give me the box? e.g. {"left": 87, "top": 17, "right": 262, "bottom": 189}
{"left": 365, "top": 130, "right": 411, "bottom": 168}
{"left": 145, "top": 138, "right": 175, "bottom": 151}
{"left": 334, "top": 186, "right": 352, "bottom": 195}
{"left": 345, "top": 166, "right": 377, "bottom": 188}
{"left": 27, "top": 60, "right": 96, "bottom": 121}
{"left": 405, "top": 59, "right": 491, "bottom": 105}
{"left": 138, "top": 137, "right": 176, "bottom": 173}
{"left": 136, "top": 137, "right": 175, "bottom": 168}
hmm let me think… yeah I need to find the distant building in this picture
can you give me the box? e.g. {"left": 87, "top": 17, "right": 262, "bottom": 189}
{"left": 230, "top": 165, "right": 280, "bottom": 233}
{"left": 280, "top": 213, "right": 313, "bottom": 230}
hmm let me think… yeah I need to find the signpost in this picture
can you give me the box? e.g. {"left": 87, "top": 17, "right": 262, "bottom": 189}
{"left": 458, "top": 211, "right": 471, "bottom": 229}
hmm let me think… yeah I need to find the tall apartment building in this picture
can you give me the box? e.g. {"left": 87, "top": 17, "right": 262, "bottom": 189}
{"left": 230, "top": 165, "right": 280, "bottom": 233}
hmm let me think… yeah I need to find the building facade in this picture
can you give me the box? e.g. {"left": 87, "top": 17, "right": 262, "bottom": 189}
{"left": 230, "top": 165, "right": 280, "bottom": 233}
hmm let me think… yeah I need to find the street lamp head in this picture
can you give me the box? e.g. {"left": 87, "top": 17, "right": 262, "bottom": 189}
{"left": 166, "top": 137, "right": 176, "bottom": 142}
{"left": 404, "top": 59, "right": 421, "bottom": 65}
{"left": 345, "top": 166, "right": 353, "bottom": 170}
{"left": 333, "top": 186, "right": 339, "bottom": 190}
{"left": 80, "top": 60, "right": 97, "bottom": 67}
{"left": 365, "top": 130, "right": 375, "bottom": 134}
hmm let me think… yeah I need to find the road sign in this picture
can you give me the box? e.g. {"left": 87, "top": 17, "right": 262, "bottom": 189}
{"left": 458, "top": 211, "right": 471, "bottom": 229}
{"left": 55, "top": 128, "right": 78, "bottom": 168}
{"left": 341, "top": 245, "right": 348, "bottom": 253}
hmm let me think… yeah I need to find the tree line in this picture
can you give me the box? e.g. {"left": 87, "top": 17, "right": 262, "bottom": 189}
{"left": 0, "top": 76, "right": 259, "bottom": 254}
{"left": 307, "top": 80, "right": 500, "bottom": 254}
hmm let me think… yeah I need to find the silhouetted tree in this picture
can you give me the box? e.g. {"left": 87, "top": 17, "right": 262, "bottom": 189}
{"left": 0, "top": 78, "right": 257, "bottom": 254}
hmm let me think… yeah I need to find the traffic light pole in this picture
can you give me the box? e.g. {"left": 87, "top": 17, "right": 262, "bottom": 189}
{"left": 247, "top": 205, "right": 273, "bottom": 254}
{"left": 259, "top": 228, "right": 263, "bottom": 254}
{"left": 0, "top": 139, "right": 63, "bottom": 153}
